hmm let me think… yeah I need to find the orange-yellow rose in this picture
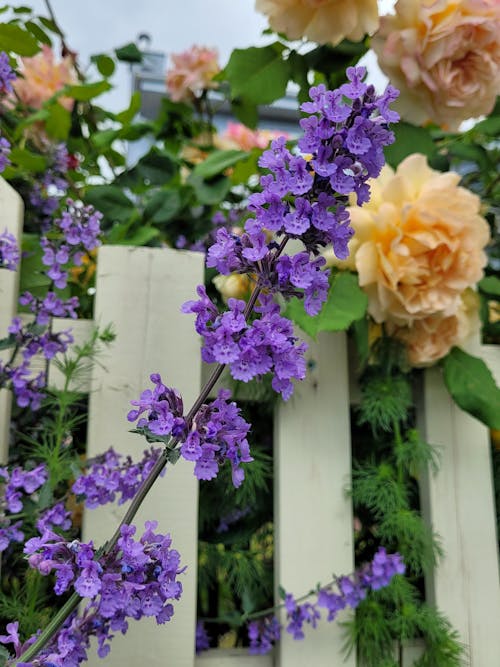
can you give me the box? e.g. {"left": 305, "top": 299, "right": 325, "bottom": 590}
{"left": 255, "top": 0, "right": 379, "bottom": 46}
{"left": 372, "top": 0, "right": 500, "bottom": 130}
{"left": 213, "top": 273, "right": 252, "bottom": 302}
{"left": 13, "top": 45, "right": 76, "bottom": 111}
{"left": 166, "top": 46, "right": 220, "bottom": 103}
{"left": 346, "top": 153, "right": 490, "bottom": 326}
{"left": 388, "top": 290, "right": 481, "bottom": 366}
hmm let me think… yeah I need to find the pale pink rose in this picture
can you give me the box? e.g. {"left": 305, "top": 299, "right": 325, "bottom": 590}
{"left": 166, "top": 46, "right": 220, "bottom": 103}
{"left": 388, "top": 290, "right": 481, "bottom": 366}
{"left": 372, "top": 0, "right": 500, "bottom": 130}
{"left": 216, "top": 122, "right": 289, "bottom": 151}
{"left": 347, "top": 154, "right": 490, "bottom": 327}
{"left": 13, "top": 45, "right": 76, "bottom": 111}
{"left": 255, "top": 0, "right": 379, "bottom": 46}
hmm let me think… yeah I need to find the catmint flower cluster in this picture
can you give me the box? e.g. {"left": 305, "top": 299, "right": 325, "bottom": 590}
{"left": 0, "top": 135, "right": 10, "bottom": 173}
{"left": 72, "top": 446, "right": 164, "bottom": 508}
{"left": 0, "top": 463, "right": 47, "bottom": 552}
{"left": 14, "top": 522, "right": 184, "bottom": 666}
{"left": 195, "top": 621, "right": 211, "bottom": 654}
{"left": 0, "top": 51, "right": 16, "bottom": 95}
{"left": 29, "top": 145, "right": 75, "bottom": 228}
{"left": 206, "top": 66, "right": 399, "bottom": 318}
{"left": 0, "top": 199, "right": 102, "bottom": 410}
{"left": 40, "top": 199, "right": 102, "bottom": 289}
{"left": 182, "top": 290, "right": 307, "bottom": 400}
{"left": 0, "top": 229, "right": 20, "bottom": 270}
{"left": 127, "top": 374, "right": 253, "bottom": 487}
{"left": 36, "top": 502, "right": 72, "bottom": 534}
{"left": 176, "top": 208, "right": 243, "bottom": 254}
{"left": 247, "top": 547, "right": 405, "bottom": 654}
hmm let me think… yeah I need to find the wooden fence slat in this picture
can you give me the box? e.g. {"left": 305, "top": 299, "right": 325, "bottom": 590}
{"left": 419, "top": 343, "right": 500, "bottom": 665}
{"left": 274, "top": 331, "right": 355, "bottom": 667}
{"left": 0, "top": 178, "right": 23, "bottom": 462}
{"left": 195, "top": 649, "right": 272, "bottom": 666}
{"left": 83, "top": 245, "right": 204, "bottom": 667}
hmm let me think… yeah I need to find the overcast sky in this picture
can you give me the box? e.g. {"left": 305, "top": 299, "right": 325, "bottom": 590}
{"left": 12, "top": 0, "right": 395, "bottom": 111}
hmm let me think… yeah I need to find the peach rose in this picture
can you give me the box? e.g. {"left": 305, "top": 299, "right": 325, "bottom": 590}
{"left": 216, "top": 122, "right": 288, "bottom": 151}
{"left": 166, "top": 46, "right": 220, "bottom": 103}
{"left": 388, "top": 290, "right": 481, "bottom": 366}
{"left": 255, "top": 0, "right": 379, "bottom": 46}
{"left": 372, "top": 0, "right": 500, "bottom": 130}
{"left": 13, "top": 45, "right": 76, "bottom": 111}
{"left": 347, "top": 153, "right": 490, "bottom": 326}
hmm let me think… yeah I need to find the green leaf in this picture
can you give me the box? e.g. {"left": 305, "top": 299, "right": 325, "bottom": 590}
{"left": 230, "top": 149, "right": 260, "bottom": 184}
{"left": 225, "top": 44, "right": 291, "bottom": 105}
{"left": 38, "top": 17, "right": 61, "bottom": 35}
{"left": 0, "top": 334, "right": 15, "bottom": 351}
{"left": 85, "top": 185, "right": 134, "bottom": 224}
{"left": 479, "top": 275, "right": 500, "bottom": 297}
{"left": 285, "top": 272, "right": 368, "bottom": 338}
{"left": 443, "top": 347, "right": 500, "bottom": 429}
{"left": 115, "top": 42, "right": 142, "bottom": 63}
{"left": 91, "top": 53, "right": 115, "bottom": 77}
{"left": 115, "top": 91, "right": 141, "bottom": 124}
{"left": 188, "top": 173, "right": 230, "bottom": 205}
{"left": 9, "top": 147, "right": 47, "bottom": 172}
{"left": 384, "top": 122, "right": 436, "bottom": 168}
{"left": 65, "top": 80, "right": 111, "bottom": 101}
{"left": 45, "top": 102, "right": 71, "bottom": 140}
{"left": 115, "top": 226, "right": 159, "bottom": 246}
{"left": 231, "top": 96, "right": 259, "bottom": 129}
{"left": 473, "top": 115, "right": 500, "bottom": 137}
{"left": 192, "top": 149, "right": 247, "bottom": 180}
{"left": 0, "top": 24, "right": 40, "bottom": 55}
{"left": 118, "top": 147, "right": 178, "bottom": 189}
{"left": 25, "top": 20, "right": 51, "bottom": 45}
{"left": 90, "top": 128, "right": 118, "bottom": 149}
{"left": 143, "top": 189, "right": 182, "bottom": 224}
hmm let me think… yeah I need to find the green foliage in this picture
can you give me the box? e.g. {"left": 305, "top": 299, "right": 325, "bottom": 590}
{"left": 357, "top": 373, "right": 413, "bottom": 434}
{"left": 384, "top": 122, "right": 437, "bottom": 168}
{"left": 443, "top": 347, "right": 500, "bottom": 429}
{"left": 285, "top": 272, "right": 368, "bottom": 338}
{"left": 224, "top": 43, "right": 291, "bottom": 116}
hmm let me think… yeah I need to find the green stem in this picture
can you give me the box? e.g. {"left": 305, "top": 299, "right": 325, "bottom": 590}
{"left": 393, "top": 418, "right": 404, "bottom": 487}
{"left": 16, "top": 593, "right": 81, "bottom": 664}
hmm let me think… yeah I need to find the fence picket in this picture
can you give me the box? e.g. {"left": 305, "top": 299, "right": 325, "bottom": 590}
{"left": 0, "top": 178, "right": 23, "bottom": 462}
{"left": 83, "top": 245, "right": 204, "bottom": 667}
{"left": 274, "top": 331, "right": 356, "bottom": 667}
{"left": 419, "top": 343, "right": 500, "bottom": 665}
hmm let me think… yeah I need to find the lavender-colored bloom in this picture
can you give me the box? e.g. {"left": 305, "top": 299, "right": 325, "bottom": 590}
{"left": 37, "top": 502, "right": 72, "bottom": 534}
{"left": 0, "top": 229, "right": 20, "bottom": 270}
{"left": 195, "top": 621, "right": 210, "bottom": 654}
{"left": 14, "top": 522, "right": 184, "bottom": 665}
{"left": 0, "top": 136, "right": 10, "bottom": 173}
{"left": 246, "top": 548, "right": 404, "bottom": 654}
{"left": 0, "top": 51, "right": 16, "bottom": 94}
{"left": 72, "top": 447, "right": 164, "bottom": 508}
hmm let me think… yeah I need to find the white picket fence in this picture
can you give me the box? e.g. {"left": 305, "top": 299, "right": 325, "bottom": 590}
{"left": 1, "top": 177, "right": 500, "bottom": 666}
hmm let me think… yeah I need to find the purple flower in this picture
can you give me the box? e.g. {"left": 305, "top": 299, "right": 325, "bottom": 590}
{"left": 195, "top": 621, "right": 210, "bottom": 654}
{"left": 0, "top": 136, "right": 11, "bottom": 173}
{"left": 0, "top": 51, "right": 16, "bottom": 94}
{"left": 0, "top": 229, "right": 20, "bottom": 270}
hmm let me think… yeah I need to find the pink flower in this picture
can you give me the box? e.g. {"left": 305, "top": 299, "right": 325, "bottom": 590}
{"left": 372, "top": 0, "right": 500, "bottom": 130}
{"left": 13, "top": 45, "right": 77, "bottom": 111}
{"left": 216, "top": 122, "right": 290, "bottom": 151}
{"left": 166, "top": 45, "right": 220, "bottom": 103}
{"left": 255, "top": 0, "right": 379, "bottom": 46}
